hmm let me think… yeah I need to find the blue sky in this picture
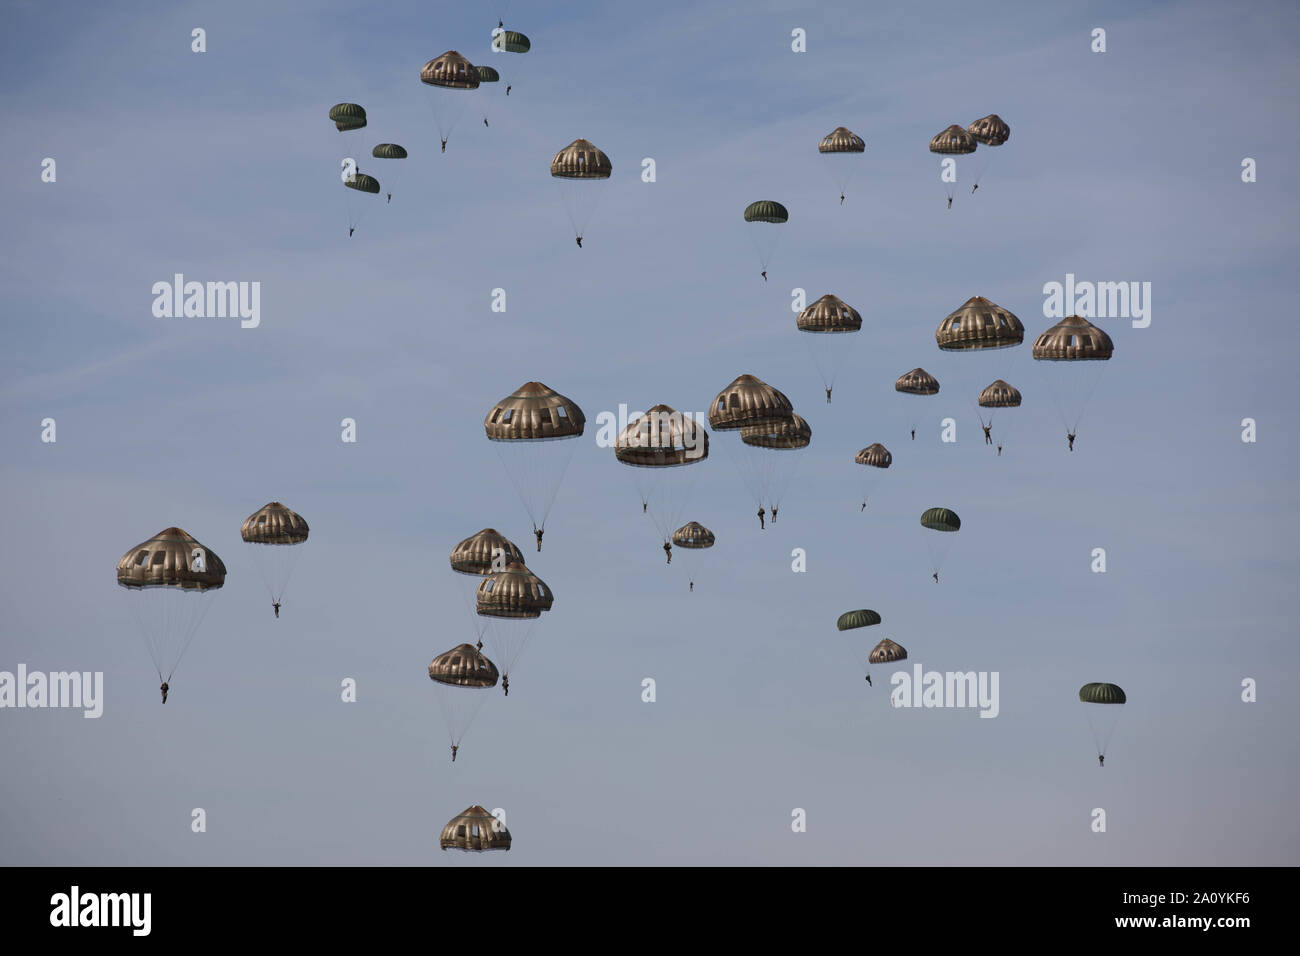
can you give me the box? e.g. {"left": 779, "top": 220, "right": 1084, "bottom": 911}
{"left": 1, "top": 0, "right": 1298, "bottom": 864}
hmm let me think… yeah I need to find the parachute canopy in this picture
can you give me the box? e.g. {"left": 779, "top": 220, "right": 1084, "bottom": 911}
{"left": 740, "top": 414, "right": 810, "bottom": 449}
{"left": 1079, "top": 682, "right": 1126, "bottom": 704}
{"left": 920, "top": 508, "right": 961, "bottom": 532}
{"left": 709, "top": 375, "right": 794, "bottom": 430}
{"left": 869, "top": 638, "right": 907, "bottom": 664}
{"left": 743, "top": 200, "right": 788, "bottom": 223}
{"left": 895, "top": 368, "right": 940, "bottom": 395}
{"left": 493, "top": 30, "right": 531, "bottom": 53}
{"left": 440, "top": 805, "right": 511, "bottom": 852}
{"left": 450, "top": 529, "right": 525, "bottom": 576}
{"left": 935, "top": 296, "right": 1024, "bottom": 350}
{"left": 818, "top": 127, "right": 865, "bottom": 153}
{"left": 420, "top": 51, "right": 480, "bottom": 89}
{"left": 429, "top": 644, "right": 499, "bottom": 687}
{"left": 979, "top": 379, "right": 1022, "bottom": 408}
{"left": 967, "top": 114, "right": 1010, "bottom": 146}
{"left": 475, "top": 65, "right": 500, "bottom": 83}
{"left": 117, "top": 527, "right": 226, "bottom": 590}
{"left": 345, "top": 173, "right": 380, "bottom": 194}
{"left": 550, "top": 139, "right": 612, "bottom": 179}
{"left": 836, "top": 609, "right": 881, "bottom": 631}
{"left": 929, "top": 125, "right": 977, "bottom": 154}
{"left": 485, "top": 382, "right": 585, "bottom": 440}
{"left": 371, "top": 143, "right": 408, "bottom": 159}
{"left": 797, "top": 294, "right": 862, "bottom": 333}
{"left": 329, "top": 103, "right": 367, "bottom": 131}
{"left": 855, "top": 443, "right": 892, "bottom": 468}
{"left": 476, "top": 561, "right": 553, "bottom": 619}
{"left": 240, "top": 502, "right": 309, "bottom": 545}
{"left": 1032, "top": 316, "right": 1114, "bottom": 360}
{"left": 672, "top": 521, "right": 715, "bottom": 549}
{"left": 615, "top": 405, "right": 709, "bottom": 466}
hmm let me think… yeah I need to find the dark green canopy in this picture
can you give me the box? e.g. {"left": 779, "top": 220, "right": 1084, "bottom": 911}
{"left": 920, "top": 508, "right": 960, "bottom": 532}
{"left": 344, "top": 173, "right": 380, "bottom": 194}
{"left": 836, "top": 609, "right": 882, "bottom": 631}
{"left": 1079, "top": 682, "right": 1126, "bottom": 704}
{"left": 744, "top": 201, "right": 788, "bottom": 223}
{"left": 328, "top": 103, "right": 367, "bottom": 131}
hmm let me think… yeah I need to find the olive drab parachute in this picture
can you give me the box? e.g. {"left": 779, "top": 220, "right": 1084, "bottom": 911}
{"left": 240, "top": 502, "right": 308, "bottom": 617}
{"left": 1032, "top": 315, "right": 1114, "bottom": 445}
{"left": 484, "top": 382, "right": 586, "bottom": 548}
{"left": 117, "top": 527, "right": 226, "bottom": 684}
{"left": 475, "top": 560, "right": 552, "bottom": 694}
{"left": 797, "top": 294, "right": 863, "bottom": 402}
{"left": 836, "top": 609, "right": 881, "bottom": 630}
{"left": 475, "top": 65, "right": 500, "bottom": 83}
{"left": 343, "top": 171, "right": 380, "bottom": 234}
{"left": 929, "top": 125, "right": 977, "bottom": 203}
{"left": 854, "top": 443, "right": 892, "bottom": 509}
{"left": 738, "top": 413, "right": 810, "bottom": 519}
{"left": 370, "top": 144, "right": 407, "bottom": 202}
{"left": 1079, "top": 682, "right": 1126, "bottom": 764}
{"left": 328, "top": 103, "right": 367, "bottom": 132}
{"left": 920, "top": 508, "right": 961, "bottom": 579}
{"left": 440, "top": 805, "right": 511, "bottom": 852}
{"left": 615, "top": 405, "right": 710, "bottom": 552}
{"left": 895, "top": 368, "right": 939, "bottom": 440}
{"left": 743, "top": 200, "right": 788, "bottom": 278}
{"left": 818, "top": 126, "right": 866, "bottom": 204}
{"left": 708, "top": 374, "right": 795, "bottom": 431}
{"left": 429, "top": 643, "right": 499, "bottom": 759}
{"left": 492, "top": 30, "right": 531, "bottom": 53}
{"left": 966, "top": 114, "right": 1010, "bottom": 192}
{"left": 420, "top": 50, "right": 479, "bottom": 149}
{"left": 450, "top": 529, "right": 526, "bottom": 644}
{"left": 550, "top": 139, "right": 611, "bottom": 245}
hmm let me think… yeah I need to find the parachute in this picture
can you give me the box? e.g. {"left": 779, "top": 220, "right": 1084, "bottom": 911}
{"left": 1079, "top": 682, "right": 1126, "bottom": 764}
{"left": 440, "top": 805, "right": 511, "bottom": 852}
{"left": 475, "top": 560, "right": 553, "bottom": 694}
{"left": 869, "top": 638, "right": 907, "bottom": 664}
{"left": 836, "top": 609, "right": 881, "bottom": 630}
{"left": 484, "top": 382, "right": 585, "bottom": 549}
{"left": 743, "top": 200, "right": 788, "bottom": 279}
{"left": 894, "top": 368, "right": 939, "bottom": 440}
{"left": 672, "top": 521, "right": 714, "bottom": 590}
{"left": 475, "top": 65, "right": 500, "bottom": 83}
{"left": 708, "top": 374, "right": 795, "bottom": 431}
{"left": 966, "top": 114, "right": 1010, "bottom": 192}
{"left": 550, "top": 139, "right": 612, "bottom": 246}
{"left": 615, "top": 405, "right": 710, "bottom": 552}
{"left": 854, "top": 443, "right": 892, "bottom": 510}
{"left": 240, "top": 502, "right": 308, "bottom": 617}
{"left": 928, "top": 125, "right": 977, "bottom": 203}
{"left": 933, "top": 296, "right": 1024, "bottom": 444}
{"left": 920, "top": 508, "right": 961, "bottom": 579}
{"left": 797, "top": 294, "right": 863, "bottom": 402}
{"left": 978, "top": 379, "right": 1022, "bottom": 452}
{"left": 342, "top": 171, "right": 380, "bottom": 235}
{"left": 738, "top": 413, "right": 810, "bottom": 519}
{"left": 449, "top": 528, "right": 525, "bottom": 644}
{"left": 420, "top": 51, "right": 479, "bottom": 149}
{"left": 328, "top": 103, "right": 367, "bottom": 132}
{"left": 428, "top": 643, "right": 498, "bottom": 760}
{"left": 818, "top": 126, "right": 866, "bottom": 204}
{"left": 492, "top": 29, "right": 531, "bottom": 53}
{"left": 116, "top": 527, "right": 226, "bottom": 684}
{"left": 371, "top": 144, "right": 407, "bottom": 201}
{"left": 1032, "top": 315, "right": 1114, "bottom": 446}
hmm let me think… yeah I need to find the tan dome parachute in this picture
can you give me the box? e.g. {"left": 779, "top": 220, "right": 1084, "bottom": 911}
{"left": 869, "top": 638, "right": 907, "bottom": 664}
{"left": 449, "top": 528, "right": 526, "bottom": 646}
{"left": 818, "top": 127, "right": 866, "bottom": 204}
{"left": 854, "top": 443, "right": 892, "bottom": 510}
{"left": 797, "top": 295, "right": 863, "bottom": 402}
{"left": 935, "top": 297, "right": 1024, "bottom": 350}
{"left": 709, "top": 374, "right": 795, "bottom": 430}
{"left": 440, "top": 805, "right": 511, "bottom": 852}
{"left": 117, "top": 527, "right": 226, "bottom": 688}
{"left": 615, "top": 405, "right": 710, "bottom": 553}
{"left": 672, "top": 522, "right": 715, "bottom": 548}
{"left": 420, "top": 51, "right": 479, "bottom": 150}
{"left": 476, "top": 561, "right": 553, "bottom": 695}
{"left": 740, "top": 414, "right": 811, "bottom": 449}
{"left": 929, "top": 124, "right": 977, "bottom": 204}
{"left": 328, "top": 103, "right": 367, "bottom": 132}
{"left": 428, "top": 643, "right": 499, "bottom": 761}
{"left": 895, "top": 368, "right": 940, "bottom": 395}
{"left": 1032, "top": 316, "right": 1114, "bottom": 445}
{"left": 240, "top": 502, "right": 308, "bottom": 618}
{"left": 735, "top": 414, "right": 810, "bottom": 521}
{"left": 550, "top": 139, "right": 611, "bottom": 246}
{"left": 484, "top": 382, "right": 585, "bottom": 550}
{"left": 979, "top": 380, "right": 1022, "bottom": 407}
{"left": 968, "top": 114, "right": 1010, "bottom": 146}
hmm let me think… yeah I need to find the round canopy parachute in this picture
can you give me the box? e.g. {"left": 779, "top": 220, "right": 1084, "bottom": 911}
{"left": 869, "top": 638, "right": 907, "bottom": 664}
{"left": 484, "top": 382, "right": 585, "bottom": 543}
{"left": 818, "top": 128, "right": 866, "bottom": 203}
{"left": 615, "top": 405, "right": 710, "bottom": 547}
{"left": 475, "top": 65, "right": 500, "bottom": 83}
{"left": 240, "top": 502, "right": 308, "bottom": 613}
{"left": 1032, "top": 316, "right": 1114, "bottom": 437}
{"left": 344, "top": 173, "right": 380, "bottom": 194}
{"left": 743, "top": 201, "right": 788, "bottom": 276}
{"left": 117, "top": 527, "right": 226, "bottom": 682}
{"left": 740, "top": 414, "right": 811, "bottom": 450}
{"left": 440, "top": 805, "right": 511, "bottom": 852}
{"left": 935, "top": 296, "right": 1024, "bottom": 350}
{"left": 371, "top": 143, "right": 408, "bottom": 159}
{"left": 921, "top": 507, "right": 961, "bottom": 532}
{"left": 329, "top": 103, "right": 367, "bottom": 131}
{"left": 420, "top": 51, "right": 479, "bottom": 147}
{"left": 550, "top": 138, "right": 611, "bottom": 242}
{"left": 492, "top": 30, "right": 531, "bottom": 53}
{"left": 979, "top": 379, "right": 1022, "bottom": 407}
{"left": 797, "top": 294, "right": 862, "bottom": 399}
{"left": 450, "top": 529, "right": 525, "bottom": 576}
{"left": 743, "top": 200, "right": 789, "bottom": 222}
{"left": 428, "top": 643, "right": 498, "bottom": 756}
{"left": 708, "top": 375, "right": 795, "bottom": 430}
{"left": 920, "top": 508, "right": 960, "bottom": 577}
{"left": 738, "top": 414, "right": 810, "bottom": 516}
{"left": 855, "top": 444, "right": 892, "bottom": 468}
{"left": 1079, "top": 681, "right": 1126, "bottom": 761}
{"left": 967, "top": 114, "right": 1010, "bottom": 146}
{"left": 475, "top": 562, "right": 552, "bottom": 691}
{"left": 836, "top": 609, "right": 881, "bottom": 630}
{"left": 672, "top": 521, "right": 715, "bottom": 548}
{"left": 895, "top": 368, "right": 940, "bottom": 395}
{"left": 929, "top": 125, "right": 977, "bottom": 154}
{"left": 818, "top": 127, "right": 865, "bottom": 154}
{"left": 1079, "top": 682, "right": 1126, "bottom": 704}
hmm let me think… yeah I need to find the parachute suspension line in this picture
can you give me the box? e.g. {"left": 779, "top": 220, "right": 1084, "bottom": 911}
{"left": 165, "top": 593, "right": 217, "bottom": 683}
{"left": 128, "top": 595, "right": 164, "bottom": 681}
